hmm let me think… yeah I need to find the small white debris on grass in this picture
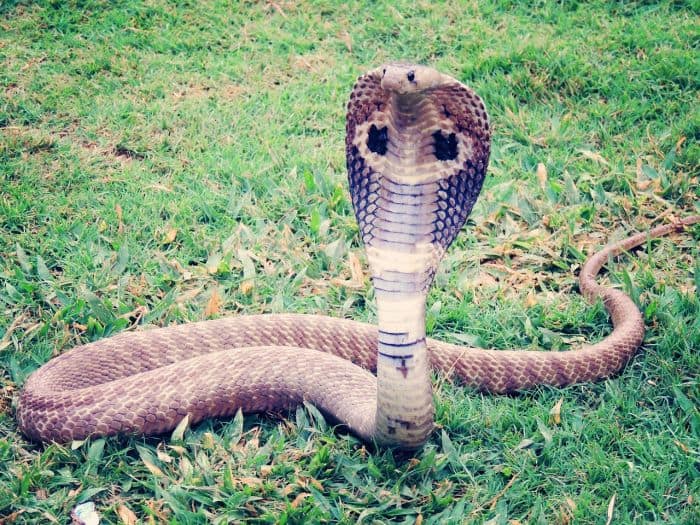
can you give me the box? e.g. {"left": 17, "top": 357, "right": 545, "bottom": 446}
{"left": 71, "top": 502, "right": 100, "bottom": 525}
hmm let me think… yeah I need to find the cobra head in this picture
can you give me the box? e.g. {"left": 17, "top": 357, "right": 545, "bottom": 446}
{"left": 346, "top": 62, "right": 490, "bottom": 291}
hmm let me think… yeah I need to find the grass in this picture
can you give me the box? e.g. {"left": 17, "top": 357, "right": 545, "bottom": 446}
{"left": 1, "top": 0, "right": 699, "bottom": 523}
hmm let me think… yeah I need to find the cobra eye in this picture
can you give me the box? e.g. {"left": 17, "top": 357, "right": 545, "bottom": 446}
{"left": 407, "top": 70, "right": 415, "bottom": 82}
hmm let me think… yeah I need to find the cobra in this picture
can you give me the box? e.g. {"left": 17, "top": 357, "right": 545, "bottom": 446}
{"left": 16, "top": 64, "right": 699, "bottom": 449}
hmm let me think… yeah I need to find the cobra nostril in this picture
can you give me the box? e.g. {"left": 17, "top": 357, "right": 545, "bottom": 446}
{"left": 407, "top": 70, "right": 415, "bottom": 82}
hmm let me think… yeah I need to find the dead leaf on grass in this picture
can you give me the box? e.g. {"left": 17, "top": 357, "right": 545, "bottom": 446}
{"left": 675, "top": 136, "right": 686, "bottom": 153}
{"left": 290, "top": 492, "right": 310, "bottom": 508}
{"left": 536, "top": 162, "right": 548, "bottom": 189}
{"left": 223, "top": 84, "right": 245, "bottom": 99}
{"left": 116, "top": 504, "right": 138, "bottom": 525}
{"left": 171, "top": 414, "right": 189, "bottom": 441}
{"left": 179, "top": 457, "right": 193, "bottom": 478}
{"left": 205, "top": 250, "right": 223, "bottom": 274}
{"left": 142, "top": 457, "right": 163, "bottom": 477}
{"left": 204, "top": 288, "right": 223, "bottom": 317}
{"left": 115, "top": 203, "right": 124, "bottom": 234}
{"left": 674, "top": 440, "right": 690, "bottom": 453}
{"left": 238, "top": 477, "right": 264, "bottom": 488}
{"left": 267, "top": 1, "right": 287, "bottom": 17}
{"left": 202, "top": 432, "right": 216, "bottom": 450}
{"left": 579, "top": 149, "right": 609, "bottom": 165}
{"left": 119, "top": 305, "right": 148, "bottom": 329}
{"left": 605, "top": 494, "right": 616, "bottom": 525}
{"left": 461, "top": 271, "right": 498, "bottom": 292}
{"left": 156, "top": 447, "right": 174, "bottom": 464}
{"left": 515, "top": 438, "right": 534, "bottom": 450}
{"left": 176, "top": 287, "right": 203, "bottom": 305}
{"left": 339, "top": 31, "right": 352, "bottom": 52}
{"left": 147, "top": 183, "right": 173, "bottom": 192}
{"left": 0, "top": 313, "right": 27, "bottom": 351}
{"left": 549, "top": 398, "right": 563, "bottom": 425}
{"left": 348, "top": 251, "right": 364, "bottom": 284}
{"left": 332, "top": 251, "right": 365, "bottom": 288}
{"left": 161, "top": 228, "right": 177, "bottom": 244}
{"left": 524, "top": 291, "right": 538, "bottom": 308}
{"left": 239, "top": 280, "right": 254, "bottom": 294}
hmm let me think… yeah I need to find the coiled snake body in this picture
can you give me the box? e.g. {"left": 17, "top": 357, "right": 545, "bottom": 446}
{"left": 17, "top": 64, "right": 699, "bottom": 449}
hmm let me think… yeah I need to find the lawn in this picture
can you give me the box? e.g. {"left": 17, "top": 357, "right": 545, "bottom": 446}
{"left": 1, "top": 1, "right": 699, "bottom": 523}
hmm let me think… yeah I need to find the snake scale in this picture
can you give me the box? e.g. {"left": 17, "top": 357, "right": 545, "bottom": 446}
{"left": 17, "top": 64, "right": 699, "bottom": 449}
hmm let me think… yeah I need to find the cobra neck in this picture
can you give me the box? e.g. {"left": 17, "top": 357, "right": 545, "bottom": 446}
{"left": 373, "top": 289, "right": 434, "bottom": 448}
{"left": 388, "top": 92, "right": 431, "bottom": 135}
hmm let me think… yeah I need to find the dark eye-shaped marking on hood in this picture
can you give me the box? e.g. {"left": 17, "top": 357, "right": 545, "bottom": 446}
{"left": 368, "top": 124, "right": 388, "bottom": 155}
{"left": 433, "top": 130, "right": 458, "bottom": 161}
{"left": 407, "top": 70, "right": 415, "bottom": 82}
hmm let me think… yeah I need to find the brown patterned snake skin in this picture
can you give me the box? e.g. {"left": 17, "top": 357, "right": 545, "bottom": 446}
{"left": 17, "top": 64, "right": 699, "bottom": 449}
